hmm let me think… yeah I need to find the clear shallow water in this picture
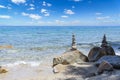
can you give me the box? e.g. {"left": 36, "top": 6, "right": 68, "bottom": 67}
{"left": 0, "top": 26, "right": 120, "bottom": 66}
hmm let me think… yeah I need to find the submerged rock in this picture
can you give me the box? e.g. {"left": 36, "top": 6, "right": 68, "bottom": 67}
{"left": 96, "top": 55, "right": 120, "bottom": 69}
{"left": 96, "top": 61, "right": 113, "bottom": 75}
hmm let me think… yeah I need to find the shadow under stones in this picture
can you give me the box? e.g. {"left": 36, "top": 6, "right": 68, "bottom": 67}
{"left": 63, "top": 63, "right": 97, "bottom": 79}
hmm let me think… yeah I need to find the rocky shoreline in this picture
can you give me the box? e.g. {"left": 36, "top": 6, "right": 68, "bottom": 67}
{"left": 0, "top": 34, "right": 120, "bottom": 80}
{"left": 53, "top": 34, "right": 120, "bottom": 80}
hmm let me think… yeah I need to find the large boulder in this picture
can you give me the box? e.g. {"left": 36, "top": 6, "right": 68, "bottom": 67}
{"left": 103, "top": 46, "right": 115, "bottom": 55}
{"left": 88, "top": 35, "right": 115, "bottom": 62}
{"left": 96, "top": 61, "right": 113, "bottom": 75}
{"left": 53, "top": 49, "right": 88, "bottom": 67}
{"left": 96, "top": 55, "right": 120, "bottom": 69}
{"left": 88, "top": 46, "right": 115, "bottom": 62}
{"left": 88, "top": 47, "right": 106, "bottom": 62}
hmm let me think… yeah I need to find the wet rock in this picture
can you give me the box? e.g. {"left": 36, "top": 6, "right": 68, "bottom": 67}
{"left": 53, "top": 49, "right": 88, "bottom": 67}
{"left": 118, "top": 47, "right": 120, "bottom": 49}
{"left": 53, "top": 34, "right": 88, "bottom": 67}
{"left": 88, "top": 35, "right": 115, "bottom": 62}
{"left": 53, "top": 64, "right": 66, "bottom": 73}
{"left": 85, "top": 73, "right": 96, "bottom": 78}
{"left": 88, "top": 47, "right": 104, "bottom": 62}
{"left": 101, "top": 34, "right": 115, "bottom": 55}
{"left": 96, "top": 55, "right": 120, "bottom": 69}
{"left": 96, "top": 61, "right": 113, "bottom": 75}
{"left": 0, "top": 67, "right": 8, "bottom": 74}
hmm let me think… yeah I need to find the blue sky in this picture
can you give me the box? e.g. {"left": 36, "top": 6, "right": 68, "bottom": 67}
{"left": 0, "top": 0, "right": 120, "bottom": 26}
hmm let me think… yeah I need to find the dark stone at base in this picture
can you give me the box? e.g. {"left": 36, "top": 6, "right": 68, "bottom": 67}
{"left": 96, "top": 61, "right": 113, "bottom": 75}
{"left": 96, "top": 55, "right": 120, "bottom": 69}
{"left": 85, "top": 73, "right": 96, "bottom": 78}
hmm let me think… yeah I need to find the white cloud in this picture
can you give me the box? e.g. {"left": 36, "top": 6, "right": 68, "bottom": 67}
{"left": 0, "top": 5, "right": 6, "bottom": 8}
{"left": 28, "top": 7, "right": 35, "bottom": 10}
{"left": 22, "top": 12, "right": 41, "bottom": 20}
{"left": 64, "top": 9, "right": 75, "bottom": 15}
{"left": 61, "top": 15, "right": 68, "bottom": 18}
{"left": 11, "top": 0, "right": 26, "bottom": 4}
{"left": 0, "top": 5, "right": 12, "bottom": 9}
{"left": 41, "top": 9, "right": 47, "bottom": 13}
{"left": 29, "top": 4, "right": 34, "bottom": 7}
{"left": 42, "top": 1, "right": 52, "bottom": 7}
{"left": 0, "top": 15, "right": 11, "bottom": 19}
{"left": 96, "top": 16, "right": 110, "bottom": 20}
{"left": 41, "top": 9, "right": 50, "bottom": 16}
{"left": 47, "top": 3, "right": 52, "bottom": 7}
{"left": 42, "top": 1, "right": 46, "bottom": 6}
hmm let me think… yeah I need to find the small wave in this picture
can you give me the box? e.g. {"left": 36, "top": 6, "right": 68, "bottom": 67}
{"left": 77, "top": 42, "right": 101, "bottom": 48}
{"left": 2, "top": 61, "right": 41, "bottom": 67}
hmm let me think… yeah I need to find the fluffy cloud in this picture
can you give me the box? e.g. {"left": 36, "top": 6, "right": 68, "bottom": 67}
{"left": 29, "top": 4, "right": 34, "bottom": 7}
{"left": 11, "top": 0, "right": 26, "bottom": 4}
{"left": 64, "top": 9, "right": 75, "bottom": 15}
{"left": 0, "top": 5, "right": 12, "bottom": 9}
{"left": 0, "top": 5, "right": 6, "bottom": 8}
{"left": 61, "top": 15, "right": 68, "bottom": 18}
{"left": 27, "top": 4, "right": 35, "bottom": 10}
{"left": 41, "top": 9, "right": 47, "bottom": 13}
{"left": 41, "top": 9, "right": 50, "bottom": 16}
{"left": 22, "top": 12, "right": 41, "bottom": 20}
{"left": 28, "top": 7, "right": 35, "bottom": 10}
{"left": 42, "top": 1, "right": 52, "bottom": 7}
{"left": 47, "top": 3, "right": 52, "bottom": 7}
{"left": 0, "top": 15, "right": 11, "bottom": 19}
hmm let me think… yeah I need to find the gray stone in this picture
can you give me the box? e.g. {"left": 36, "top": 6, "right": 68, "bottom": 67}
{"left": 96, "top": 61, "right": 113, "bottom": 75}
{"left": 96, "top": 55, "right": 120, "bottom": 69}
{"left": 88, "top": 35, "right": 115, "bottom": 62}
{"left": 88, "top": 47, "right": 104, "bottom": 62}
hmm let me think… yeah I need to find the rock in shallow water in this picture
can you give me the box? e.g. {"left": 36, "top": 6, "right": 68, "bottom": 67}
{"left": 96, "top": 55, "right": 120, "bottom": 69}
{"left": 0, "top": 67, "right": 8, "bottom": 74}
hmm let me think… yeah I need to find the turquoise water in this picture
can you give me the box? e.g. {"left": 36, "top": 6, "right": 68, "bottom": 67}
{"left": 0, "top": 26, "right": 120, "bottom": 65}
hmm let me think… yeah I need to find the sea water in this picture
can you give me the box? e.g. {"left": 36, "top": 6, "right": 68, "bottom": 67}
{"left": 0, "top": 26, "right": 120, "bottom": 66}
